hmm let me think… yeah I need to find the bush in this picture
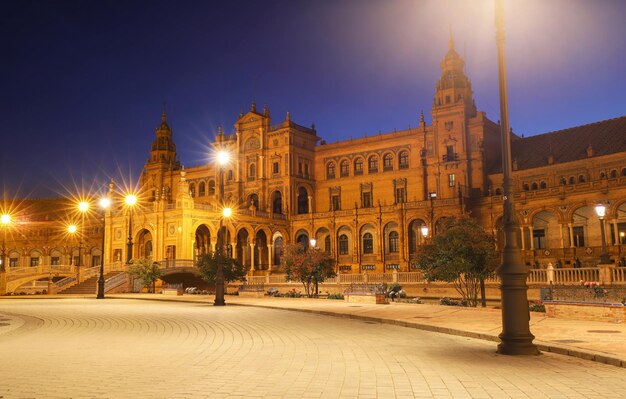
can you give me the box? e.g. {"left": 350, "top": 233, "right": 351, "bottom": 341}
{"left": 282, "top": 289, "right": 303, "bottom": 298}
{"left": 439, "top": 297, "right": 466, "bottom": 307}
{"left": 529, "top": 301, "right": 546, "bottom": 312}
{"left": 327, "top": 293, "right": 344, "bottom": 300}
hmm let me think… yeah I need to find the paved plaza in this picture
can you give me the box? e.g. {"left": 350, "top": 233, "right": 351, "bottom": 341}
{"left": 1, "top": 298, "right": 626, "bottom": 398}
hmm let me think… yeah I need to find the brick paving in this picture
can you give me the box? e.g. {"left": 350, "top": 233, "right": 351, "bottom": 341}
{"left": 1, "top": 298, "right": 626, "bottom": 398}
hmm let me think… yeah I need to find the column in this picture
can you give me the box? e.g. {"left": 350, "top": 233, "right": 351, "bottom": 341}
{"left": 559, "top": 223, "right": 565, "bottom": 248}
{"left": 568, "top": 223, "right": 574, "bottom": 247}
{"left": 249, "top": 243, "right": 255, "bottom": 271}
{"left": 308, "top": 196, "right": 313, "bottom": 214}
{"left": 613, "top": 220, "right": 619, "bottom": 245}
{"left": 519, "top": 226, "right": 525, "bottom": 250}
{"left": 529, "top": 224, "right": 534, "bottom": 250}
{"left": 268, "top": 244, "right": 273, "bottom": 271}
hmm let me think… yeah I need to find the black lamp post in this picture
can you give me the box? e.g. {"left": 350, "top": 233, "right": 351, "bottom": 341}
{"left": 214, "top": 149, "right": 230, "bottom": 306}
{"left": 0, "top": 214, "right": 10, "bottom": 272}
{"left": 125, "top": 194, "right": 137, "bottom": 264}
{"left": 495, "top": 0, "right": 539, "bottom": 355}
{"left": 97, "top": 197, "right": 111, "bottom": 299}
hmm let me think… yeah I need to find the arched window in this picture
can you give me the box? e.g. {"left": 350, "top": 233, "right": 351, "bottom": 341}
{"left": 610, "top": 169, "right": 618, "bottom": 179}
{"left": 354, "top": 158, "right": 363, "bottom": 175}
{"left": 622, "top": 168, "right": 626, "bottom": 177}
{"left": 388, "top": 231, "right": 399, "bottom": 253}
{"left": 523, "top": 184, "right": 529, "bottom": 191}
{"left": 560, "top": 177, "right": 566, "bottom": 185}
{"left": 398, "top": 151, "right": 409, "bottom": 169}
{"left": 248, "top": 193, "right": 259, "bottom": 210}
{"left": 368, "top": 156, "right": 378, "bottom": 173}
{"left": 327, "top": 162, "right": 336, "bottom": 179}
{"left": 540, "top": 181, "right": 547, "bottom": 189}
{"left": 272, "top": 191, "right": 282, "bottom": 214}
{"left": 199, "top": 182, "right": 206, "bottom": 196}
{"left": 249, "top": 163, "right": 256, "bottom": 181}
{"left": 383, "top": 154, "right": 394, "bottom": 171}
{"left": 569, "top": 176, "right": 575, "bottom": 185}
{"left": 578, "top": 175, "right": 586, "bottom": 183}
{"left": 339, "top": 234, "right": 349, "bottom": 255}
{"left": 273, "top": 237, "right": 283, "bottom": 265}
{"left": 297, "top": 187, "right": 309, "bottom": 214}
{"left": 208, "top": 180, "right": 215, "bottom": 195}
{"left": 324, "top": 236, "right": 331, "bottom": 254}
{"left": 340, "top": 160, "right": 349, "bottom": 177}
{"left": 600, "top": 172, "right": 606, "bottom": 179}
{"left": 296, "top": 233, "right": 309, "bottom": 248}
{"left": 189, "top": 183, "right": 196, "bottom": 197}
{"left": 531, "top": 182, "right": 538, "bottom": 190}
{"left": 362, "top": 233, "right": 373, "bottom": 254}
{"left": 495, "top": 188, "right": 502, "bottom": 195}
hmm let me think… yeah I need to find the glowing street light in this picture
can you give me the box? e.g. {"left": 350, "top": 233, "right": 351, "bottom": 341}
{"left": 222, "top": 207, "right": 232, "bottom": 218}
{"left": 216, "top": 150, "right": 230, "bottom": 166}
{"left": 76, "top": 201, "right": 90, "bottom": 271}
{"left": 214, "top": 206, "right": 232, "bottom": 307}
{"left": 97, "top": 196, "right": 111, "bottom": 299}
{"left": 595, "top": 204, "right": 610, "bottom": 264}
{"left": 309, "top": 238, "right": 317, "bottom": 248}
{"left": 68, "top": 224, "right": 77, "bottom": 234}
{"left": 420, "top": 225, "right": 429, "bottom": 239}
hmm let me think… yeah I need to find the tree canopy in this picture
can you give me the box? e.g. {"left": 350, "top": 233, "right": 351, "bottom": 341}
{"left": 128, "top": 258, "right": 162, "bottom": 293}
{"left": 412, "top": 217, "right": 499, "bottom": 307}
{"left": 196, "top": 251, "right": 248, "bottom": 285}
{"left": 281, "top": 243, "right": 336, "bottom": 297}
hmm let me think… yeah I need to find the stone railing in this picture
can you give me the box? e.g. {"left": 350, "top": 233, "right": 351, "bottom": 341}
{"left": 6, "top": 264, "right": 74, "bottom": 281}
{"left": 104, "top": 272, "right": 128, "bottom": 293}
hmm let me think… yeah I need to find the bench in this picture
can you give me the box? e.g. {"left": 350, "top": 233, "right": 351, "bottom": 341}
{"left": 344, "top": 283, "right": 388, "bottom": 304}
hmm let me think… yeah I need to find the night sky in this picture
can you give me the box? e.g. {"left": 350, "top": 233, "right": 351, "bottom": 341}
{"left": 2, "top": 0, "right": 625, "bottom": 199}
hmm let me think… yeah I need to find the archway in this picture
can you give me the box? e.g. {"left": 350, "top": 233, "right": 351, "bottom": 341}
{"left": 408, "top": 219, "right": 427, "bottom": 258}
{"left": 195, "top": 225, "right": 211, "bottom": 259}
{"left": 136, "top": 229, "right": 153, "bottom": 259}
{"left": 383, "top": 222, "right": 399, "bottom": 255}
{"left": 315, "top": 227, "right": 331, "bottom": 254}
{"left": 531, "top": 210, "right": 560, "bottom": 249}
{"left": 273, "top": 235, "right": 284, "bottom": 266}
{"left": 248, "top": 193, "right": 259, "bottom": 210}
{"left": 236, "top": 229, "right": 251, "bottom": 268}
{"left": 295, "top": 229, "right": 309, "bottom": 248}
{"left": 255, "top": 230, "right": 268, "bottom": 270}
{"left": 272, "top": 191, "right": 283, "bottom": 214}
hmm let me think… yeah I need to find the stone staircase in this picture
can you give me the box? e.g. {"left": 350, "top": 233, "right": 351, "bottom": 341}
{"left": 58, "top": 272, "right": 121, "bottom": 295}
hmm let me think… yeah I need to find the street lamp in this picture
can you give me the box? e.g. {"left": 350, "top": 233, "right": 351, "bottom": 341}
{"left": 68, "top": 224, "right": 77, "bottom": 267}
{"left": 494, "top": 0, "right": 538, "bottom": 355}
{"left": 97, "top": 197, "right": 111, "bottom": 299}
{"left": 77, "top": 201, "right": 89, "bottom": 273}
{"left": 214, "top": 148, "right": 231, "bottom": 307}
{"left": 595, "top": 204, "right": 611, "bottom": 264}
{"left": 1, "top": 214, "right": 11, "bottom": 272}
{"left": 620, "top": 231, "right": 625, "bottom": 245}
{"left": 309, "top": 238, "right": 317, "bottom": 248}
{"left": 125, "top": 194, "right": 137, "bottom": 264}
{"left": 420, "top": 225, "right": 429, "bottom": 243}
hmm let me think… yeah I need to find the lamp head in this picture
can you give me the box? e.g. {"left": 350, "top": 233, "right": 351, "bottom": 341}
{"left": 216, "top": 150, "right": 230, "bottom": 166}
{"left": 99, "top": 197, "right": 111, "bottom": 209}
{"left": 595, "top": 204, "right": 606, "bottom": 219}
{"left": 125, "top": 194, "right": 137, "bottom": 207}
{"left": 68, "top": 224, "right": 77, "bottom": 234}
{"left": 310, "top": 238, "right": 317, "bottom": 248}
{"left": 0, "top": 214, "right": 10, "bottom": 226}
{"left": 78, "top": 201, "right": 89, "bottom": 213}
{"left": 420, "top": 225, "right": 429, "bottom": 238}
{"left": 222, "top": 207, "right": 232, "bottom": 218}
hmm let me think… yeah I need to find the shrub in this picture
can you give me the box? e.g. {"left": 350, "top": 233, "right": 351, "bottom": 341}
{"left": 327, "top": 293, "right": 344, "bottom": 300}
{"left": 529, "top": 301, "right": 546, "bottom": 312}
{"left": 439, "top": 297, "right": 466, "bottom": 306}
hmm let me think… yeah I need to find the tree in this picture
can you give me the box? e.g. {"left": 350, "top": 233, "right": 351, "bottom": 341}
{"left": 281, "top": 243, "right": 336, "bottom": 298}
{"left": 128, "top": 258, "right": 162, "bottom": 293}
{"left": 196, "top": 250, "right": 248, "bottom": 287}
{"left": 412, "top": 217, "right": 499, "bottom": 307}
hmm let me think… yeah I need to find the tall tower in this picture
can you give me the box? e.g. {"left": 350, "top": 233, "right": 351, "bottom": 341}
{"left": 432, "top": 34, "right": 476, "bottom": 116}
{"left": 144, "top": 110, "right": 180, "bottom": 202}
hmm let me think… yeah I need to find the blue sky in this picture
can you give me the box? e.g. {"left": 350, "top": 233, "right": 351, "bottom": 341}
{"left": 2, "top": 0, "right": 625, "bottom": 198}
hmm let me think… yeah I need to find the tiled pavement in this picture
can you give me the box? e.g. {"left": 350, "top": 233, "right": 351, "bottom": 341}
{"left": 1, "top": 297, "right": 626, "bottom": 398}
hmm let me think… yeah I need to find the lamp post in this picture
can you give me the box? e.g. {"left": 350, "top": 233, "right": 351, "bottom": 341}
{"left": 620, "top": 231, "right": 625, "bottom": 245}
{"left": 495, "top": 0, "right": 538, "bottom": 355}
{"left": 215, "top": 149, "right": 231, "bottom": 306}
{"left": 428, "top": 192, "right": 437, "bottom": 235}
{"left": 0, "top": 214, "right": 11, "bottom": 272}
{"left": 68, "top": 224, "right": 77, "bottom": 268}
{"left": 77, "top": 201, "right": 89, "bottom": 282}
{"left": 125, "top": 194, "right": 137, "bottom": 264}
{"left": 595, "top": 204, "right": 610, "bottom": 264}
{"left": 97, "top": 197, "right": 111, "bottom": 299}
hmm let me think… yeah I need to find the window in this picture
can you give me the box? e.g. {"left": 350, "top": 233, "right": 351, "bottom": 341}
{"left": 445, "top": 145, "right": 455, "bottom": 161}
{"left": 9, "top": 258, "right": 18, "bottom": 267}
{"left": 362, "top": 191, "right": 372, "bottom": 208}
{"left": 92, "top": 256, "right": 101, "bottom": 266}
{"left": 540, "top": 181, "right": 547, "bottom": 189}
{"left": 51, "top": 256, "right": 60, "bottom": 265}
{"left": 383, "top": 154, "right": 393, "bottom": 171}
{"left": 395, "top": 188, "right": 405, "bottom": 204}
{"left": 622, "top": 168, "right": 626, "bottom": 177}
{"left": 445, "top": 95, "right": 451, "bottom": 104}
{"left": 573, "top": 226, "right": 585, "bottom": 247}
{"left": 327, "top": 162, "right": 336, "bottom": 179}
{"left": 298, "top": 162, "right": 303, "bottom": 175}
{"left": 249, "top": 164, "right": 256, "bottom": 181}
{"left": 610, "top": 169, "right": 617, "bottom": 179}
{"left": 531, "top": 182, "right": 538, "bottom": 190}
{"left": 73, "top": 256, "right": 80, "bottom": 266}
{"left": 398, "top": 151, "right": 409, "bottom": 169}
{"left": 559, "top": 177, "right": 566, "bottom": 185}
{"left": 523, "top": 183, "right": 530, "bottom": 191}
{"left": 273, "top": 162, "right": 279, "bottom": 175}
{"left": 578, "top": 175, "right": 586, "bottom": 183}
{"left": 324, "top": 236, "right": 331, "bottom": 254}
{"left": 304, "top": 163, "right": 309, "bottom": 177}
{"left": 569, "top": 176, "right": 575, "bottom": 184}
{"left": 388, "top": 231, "right": 399, "bottom": 253}
{"left": 199, "top": 182, "right": 206, "bottom": 196}
{"left": 331, "top": 194, "right": 341, "bottom": 211}
{"left": 208, "top": 180, "right": 215, "bottom": 195}
{"left": 339, "top": 235, "right": 349, "bottom": 255}
{"left": 30, "top": 257, "right": 40, "bottom": 267}
{"left": 340, "top": 160, "right": 349, "bottom": 177}
{"left": 362, "top": 233, "right": 374, "bottom": 254}
{"left": 533, "top": 229, "right": 545, "bottom": 249}
{"left": 297, "top": 187, "right": 309, "bottom": 214}
{"left": 448, "top": 173, "right": 456, "bottom": 187}
{"left": 354, "top": 158, "right": 363, "bottom": 175}
{"left": 368, "top": 156, "right": 378, "bottom": 173}
{"left": 189, "top": 183, "right": 196, "bottom": 197}
{"left": 495, "top": 188, "right": 502, "bottom": 195}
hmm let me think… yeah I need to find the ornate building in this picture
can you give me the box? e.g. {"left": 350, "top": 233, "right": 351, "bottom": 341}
{"left": 2, "top": 39, "right": 626, "bottom": 290}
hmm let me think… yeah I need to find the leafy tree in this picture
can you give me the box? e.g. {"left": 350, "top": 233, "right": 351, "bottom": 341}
{"left": 412, "top": 217, "right": 499, "bottom": 307}
{"left": 281, "top": 243, "right": 336, "bottom": 297}
{"left": 196, "top": 250, "right": 248, "bottom": 286}
{"left": 128, "top": 258, "right": 162, "bottom": 293}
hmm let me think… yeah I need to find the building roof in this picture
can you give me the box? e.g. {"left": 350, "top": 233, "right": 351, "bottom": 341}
{"left": 490, "top": 115, "right": 626, "bottom": 173}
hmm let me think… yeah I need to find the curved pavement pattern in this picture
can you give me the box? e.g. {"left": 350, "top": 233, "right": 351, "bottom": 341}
{"left": 1, "top": 299, "right": 625, "bottom": 399}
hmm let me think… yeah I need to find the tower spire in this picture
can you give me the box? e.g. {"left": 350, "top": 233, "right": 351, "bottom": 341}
{"left": 162, "top": 102, "right": 167, "bottom": 122}
{"left": 449, "top": 26, "right": 454, "bottom": 50}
